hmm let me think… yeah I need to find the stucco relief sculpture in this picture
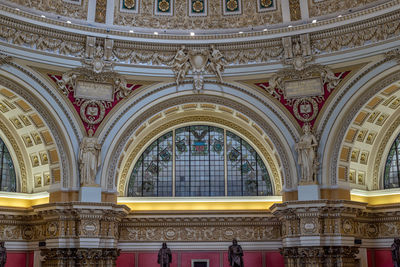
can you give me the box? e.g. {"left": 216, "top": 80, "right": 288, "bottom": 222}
{"left": 171, "top": 45, "right": 225, "bottom": 92}
{"left": 158, "top": 242, "right": 172, "bottom": 267}
{"left": 171, "top": 45, "right": 190, "bottom": 85}
{"left": 79, "top": 137, "right": 101, "bottom": 186}
{"left": 228, "top": 239, "right": 244, "bottom": 267}
{"left": 0, "top": 242, "right": 6, "bottom": 267}
{"left": 295, "top": 123, "right": 318, "bottom": 183}
{"left": 392, "top": 238, "right": 400, "bottom": 267}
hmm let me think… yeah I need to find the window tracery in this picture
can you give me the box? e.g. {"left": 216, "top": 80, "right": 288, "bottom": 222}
{"left": 384, "top": 133, "right": 400, "bottom": 188}
{"left": 0, "top": 138, "right": 16, "bottom": 192}
{"left": 127, "top": 125, "right": 273, "bottom": 197}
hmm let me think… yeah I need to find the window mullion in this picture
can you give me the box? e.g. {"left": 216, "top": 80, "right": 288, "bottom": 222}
{"left": 172, "top": 129, "right": 176, "bottom": 197}
{"left": 224, "top": 129, "right": 228, "bottom": 196}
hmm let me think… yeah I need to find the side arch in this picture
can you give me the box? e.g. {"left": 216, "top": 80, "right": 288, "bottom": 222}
{"left": 322, "top": 58, "right": 400, "bottom": 188}
{"left": 0, "top": 65, "right": 79, "bottom": 191}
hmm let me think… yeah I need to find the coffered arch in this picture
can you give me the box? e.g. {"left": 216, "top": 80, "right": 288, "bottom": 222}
{"left": 0, "top": 66, "right": 79, "bottom": 191}
{"left": 99, "top": 81, "right": 298, "bottom": 194}
{"left": 323, "top": 59, "right": 400, "bottom": 189}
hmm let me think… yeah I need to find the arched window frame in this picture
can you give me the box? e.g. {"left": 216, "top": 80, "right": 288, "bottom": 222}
{"left": 384, "top": 132, "right": 400, "bottom": 189}
{"left": 126, "top": 124, "right": 274, "bottom": 197}
{"left": 0, "top": 136, "right": 17, "bottom": 192}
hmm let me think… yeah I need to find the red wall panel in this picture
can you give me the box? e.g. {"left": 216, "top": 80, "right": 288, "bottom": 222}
{"left": 116, "top": 252, "right": 135, "bottom": 267}
{"left": 5, "top": 252, "right": 27, "bottom": 267}
{"left": 367, "top": 249, "right": 374, "bottom": 267}
{"left": 137, "top": 252, "right": 178, "bottom": 267}
{"left": 374, "top": 249, "right": 392, "bottom": 267}
{"left": 181, "top": 252, "right": 220, "bottom": 267}
{"left": 223, "top": 251, "right": 265, "bottom": 267}
{"left": 266, "top": 251, "right": 284, "bottom": 267}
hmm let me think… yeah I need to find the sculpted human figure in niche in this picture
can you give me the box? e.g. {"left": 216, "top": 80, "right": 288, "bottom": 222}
{"left": 228, "top": 239, "right": 244, "bottom": 267}
{"left": 79, "top": 137, "right": 101, "bottom": 186}
{"left": 158, "top": 242, "right": 172, "bottom": 267}
{"left": 295, "top": 123, "right": 318, "bottom": 183}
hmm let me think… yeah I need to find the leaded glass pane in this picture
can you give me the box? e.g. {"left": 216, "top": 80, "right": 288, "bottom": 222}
{"left": 176, "top": 126, "right": 225, "bottom": 197}
{"left": 127, "top": 125, "right": 273, "bottom": 197}
{"left": 227, "top": 131, "right": 242, "bottom": 196}
{"left": 384, "top": 138, "right": 400, "bottom": 188}
{"left": 175, "top": 126, "right": 190, "bottom": 196}
{"left": 0, "top": 140, "right": 16, "bottom": 192}
{"left": 127, "top": 132, "right": 173, "bottom": 196}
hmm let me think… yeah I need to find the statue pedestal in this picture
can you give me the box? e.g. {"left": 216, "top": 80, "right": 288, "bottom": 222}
{"left": 79, "top": 186, "right": 102, "bottom": 202}
{"left": 298, "top": 184, "right": 320, "bottom": 201}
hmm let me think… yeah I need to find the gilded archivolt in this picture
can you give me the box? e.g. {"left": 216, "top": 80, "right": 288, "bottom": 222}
{"left": 4, "top": 0, "right": 89, "bottom": 20}
{"left": 114, "top": 0, "right": 282, "bottom": 30}
{"left": 308, "top": 0, "right": 383, "bottom": 18}
{"left": 0, "top": 8, "right": 399, "bottom": 66}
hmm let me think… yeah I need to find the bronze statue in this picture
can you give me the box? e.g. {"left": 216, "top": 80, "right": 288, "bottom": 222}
{"left": 228, "top": 239, "right": 244, "bottom": 267}
{"left": 158, "top": 242, "right": 172, "bottom": 267}
{"left": 392, "top": 238, "right": 400, "bottom": 267}
{"left": 0, "top": 242, "right": 6, "bottom": 267}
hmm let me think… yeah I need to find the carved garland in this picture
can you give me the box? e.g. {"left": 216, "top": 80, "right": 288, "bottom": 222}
{"left": 119, "top": 115, "right": 282, "bottom": 195}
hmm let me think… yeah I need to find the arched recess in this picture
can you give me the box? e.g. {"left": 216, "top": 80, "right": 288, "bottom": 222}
{"left": 100, "top": 82, "right": 298, "bottom": 194}
{"left": 118, "top": 106, "right": 281, "bottom": 196}
{"left": 322, "top": 58, "right": 400, "bottom": 189}
{"left": 0, "top": 67, "right": 78, "bottom": 191}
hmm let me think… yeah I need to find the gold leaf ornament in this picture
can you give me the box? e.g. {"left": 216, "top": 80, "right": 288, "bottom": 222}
{"left": 159, "top": 0, "right": 170, "bottom": 12}
{"left": 261, "top": 0, "right": 272, "bottom": 8}
{"left": 124, "top": 0, "right": 136, "bottom": 9}
{"left": 226, "top": 0, "right": 238, "bottom": 11}
{"left": 192, "top": 0, "right": 204, "bottom": 12}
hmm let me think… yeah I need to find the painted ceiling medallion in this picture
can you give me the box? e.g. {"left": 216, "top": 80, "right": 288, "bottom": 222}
{"left": 155, "top": 0, "right": 173, "bottom": 15}
{"left": 159, "top": 0, "right": 170, "bottom": 12}
{"left": 261, "top": 0, "right": 273, "bottom": 8}
{"left": 223, "top": 0, "right": 241, "bottom": 15}
{"left": 189, "top": 0, "right": 207, "bottom": 16}
{"left": 192, "top": 0, "right": 204, "bottom": 12}
{"left": 124, "top": 0, "right": 136, "bottom": 8}
{"left": 226, "top": 0, "right": 238, "bottom": 11}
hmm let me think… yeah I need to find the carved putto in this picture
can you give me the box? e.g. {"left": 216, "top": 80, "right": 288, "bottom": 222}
{"left": 171, "top": 45, "right": 226, "bottom": 92}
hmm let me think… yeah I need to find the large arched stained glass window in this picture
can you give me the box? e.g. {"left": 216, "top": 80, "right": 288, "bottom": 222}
{"left": 384, "top": 133, "right": 400, "bottom": 188}
{"left": 0, "top": 138, "right": 16, "bottom": 192}
{"left": 127, "top": 125, "right": 273, "bottom": 197}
